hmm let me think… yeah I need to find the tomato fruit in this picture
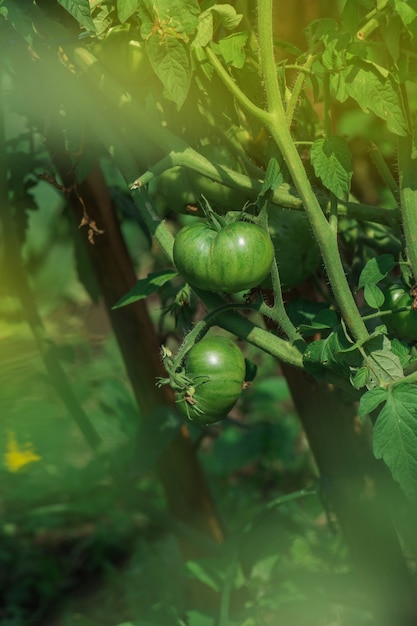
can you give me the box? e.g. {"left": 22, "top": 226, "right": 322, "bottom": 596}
{"left": 94, "top": 24, "right": 152, "bottom": 92}
{"left": 154, "top": 166, "right": 199, "bottom": 215}
{"left": 173, "top": 221, "right": 274, "bottom": 293}
{"left": 381, "top": 284, "right": 417, "bottom": 341}
{"left": 176, "top": 335, "right": 246, "bottom": 424}
{"left": 153, "top": 144, "right": 247, "bottom": 215}
{"left": 189, "top": 144, "right": 248, "bottom": 213}
{"left": 261, "top": 207, "right": 321, "bottom": 291}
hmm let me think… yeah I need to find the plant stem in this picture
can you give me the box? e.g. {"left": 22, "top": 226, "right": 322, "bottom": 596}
{"left": 256, "top": 0, "right": 369, "bottom": 343}
{"left": 397, "top": 134, "right": 417, "bottom": 281}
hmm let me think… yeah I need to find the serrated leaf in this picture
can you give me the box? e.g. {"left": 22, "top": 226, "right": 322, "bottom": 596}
{"left": 373, "top": 383, "right": 417, "bottom": 501}
{"left": 57, "top": 0, "right": 95, "bottom": 32}
{"left": 298, "top": 309, "right": 340, "bottom": 334}
{"left": 390, "top": 338, "right": 413, "bottom": 368}
{"left": 358, "top": 254, "right": 395, "bottom": 288}
{"left": 145, "top": 36, "right": 191, "bottom": 109}
{"left": 311, "top": 136, "right": 352, "bottom": 200}
{"left": 352, "top": 366, "right": 370, "bottom": 389}
{"left": 362, "top": 335, "right": 404, "bottom": 386}
{"left": 117, "top": 0, "right": 139, "bottom": 23}
{"left": 192, "top": 10, "right": 213, "bottom": 48}
{"left": 338, "top": 61, "right": 408, "bottom": 136}
{"left": 140, "top": 0, "right": 199, "bottom": 39}
{"left": 358, "top": 387, "right": 387, "bottom": 419}
{"left": 394, "top": 0, "right": 417, "bottom": 37}
{"left": 217, "top": 32, "right": 248, "bottom": 68}
{"left": 112, "top": 270, "right": 177, "bottom": 309}
{"left": 364, "top": 283, "right": 384, "bottom": 309}
{"left": 210, "top": 4, "right": 243, "bottom": 30}
{"left": 260, "top": 158, "right": 283, "bottom": 195}
{"left": 303, "top": 325, "right": 352, "bottom": 379}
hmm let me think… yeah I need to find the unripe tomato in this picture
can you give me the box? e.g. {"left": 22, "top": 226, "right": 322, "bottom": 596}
{"left": 153, "top": 144, "right": 248, "bottom": 215}
{"left": 381, "top": 284, "right": 417, "bottom": 341}
{"left": 154, "top": 166, "right": 199, "bottom": 214}
{"left": 176, "top": 335, "right": 246, "bottom": 424}
{"left": 262, "top": 208, "right": 321, "bottom": 291}
{"left": 189, "top": 144, "right": 248, "bottom": 212}
{"left": 94, "top": 24, "right": 152, "bottom": 92}
{"left": 173, "top": 221, "right": 274, "bottom": 293}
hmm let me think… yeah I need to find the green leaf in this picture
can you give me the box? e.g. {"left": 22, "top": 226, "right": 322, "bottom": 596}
{"left": 373, "top": 383, "right": 417, "bottom": 501}
{"left": 364, "top": 283, "right": 384, "bottom": 309}
{"left": 217, "top": 32, "right": 248, "bottom": 68}
{"left": 145, "top": 36, "right": 192, "bottom": 109}
{"left": 112, "top": 270, "right": 177, "bottom": 309}
{"left": 310, "top": 136, "right": 352, "bottom": 200}
{"left": 57, "top": 0, "right": 95, "bottom": 32}
{"left": 358, "top": 386, "right": 387, "bottom": 419}
{"left": 210, "top": 4, "right": 243, "bottom": 30}
{"left": 192, "top": 10, "right": 213, "bottom": 47}
{"left": 298, "top": 308, "right": 340, "bottom": 334}
{"left": 260, "top": 158, "right": 283, "bottom": 195}
{"left": 302, "top": 325, "right": 352, "bottom": 379}
{"left": 358, "top": 254, "right": 395, "bottom": 288}
{"left": 336, "top": 61, "right": 408, "bottom": 136}
{"left": 117, "top": 0, "right": 139, "bottom": 23}
{"left": 394, "top": 0, "right": 417, "bottom": 37}
{"left": 352, "top": 366, "right": 371, "bottom": 389}
{"left": 362, "top": 335, "right": 404, "bottom": 387}
{"left": 140, "top": 0, "right": 200, "bottom": 39}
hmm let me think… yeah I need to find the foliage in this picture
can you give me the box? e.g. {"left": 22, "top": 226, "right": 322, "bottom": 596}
{"left": 2, "top": 0, "right": 417, "bottom": 624}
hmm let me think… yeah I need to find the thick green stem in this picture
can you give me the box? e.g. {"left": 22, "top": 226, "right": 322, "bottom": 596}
{"left": 256, "top": 0, "right": 368, "bottom": 343}
{"left": 397, "top": 135, "right": 417, "bottom": 281}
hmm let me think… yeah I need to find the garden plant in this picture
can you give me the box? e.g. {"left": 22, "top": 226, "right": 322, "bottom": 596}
{"left": 2, "top": 0, "right": 417, "bottom": 625}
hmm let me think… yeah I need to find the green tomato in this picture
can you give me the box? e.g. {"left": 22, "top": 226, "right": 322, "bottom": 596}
{"left": 189, "top": 144, "right": 248, "bottom": 213}
{"left": 154, "top": 166, "right": 199, "bottom": 215}
{"left": 262, "top": 208, "right": 321, "bottom": 291}
{"left": 173, "top": 221, "right": 274, "bottom": 293}
{"left": 176, "top": 336, "right": 246, "bottom": 424}
{"left": 94, "top": 24, "right": 152, "bottom": 91}
{"left": 381, "top": 284, "right": 417, "bottom": 341}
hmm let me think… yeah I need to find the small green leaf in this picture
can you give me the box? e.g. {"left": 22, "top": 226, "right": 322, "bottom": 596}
{"left": 192, "top": 11, "right": 213, "bottom": 48}
{"left": 358, "top": 254, "right": 395, "bottom": 288}
{"left": 217, "top": 32, "right": 248, "bottom": 68}
{"left": 210, "top": 4, "right": 243, "bottom": 30}
{"left": 117, "top": 0, "right": 139, "bottom": 23}
{"left": 187, "top": 611, "right": 215, "bottom": 626}
{"left": 358, "top": 387, "right": 387, "bottom": 419}
{"left": 260, "top": 158, "right": 283, "bottom": 195}
{"left": 57, "top": 0, "right": 95, "bottom": 32}
{"left": 352, "top": 366, "right": 370, "bottom": 389}
{"left": 373, "top": 383, "right": 417, "bottom": 501}
{"left": 112, "top": 270, "right": 178, "bottom": 309}
{"left": 364, "top": 283, "right": 384, "bottom": 309}
{"left": 394, "top": 0, "right": 417, "bottom": 36}
{"left": 311, "top": 136, "right": 352, "bottom": 200}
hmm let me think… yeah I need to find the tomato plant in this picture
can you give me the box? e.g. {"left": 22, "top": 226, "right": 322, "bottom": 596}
{"left": 173, "top": 220, "right": 274, "bottom": 293}
{"left": 381, "top": 283, "right": 417, "bottom": 341}
{"left": 175, "top": 335, "right": 246, "bottom": 424}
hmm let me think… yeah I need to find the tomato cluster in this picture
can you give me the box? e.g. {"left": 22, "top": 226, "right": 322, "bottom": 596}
{"left": 175, "top": 336, "right": 246, "bottom": 425}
